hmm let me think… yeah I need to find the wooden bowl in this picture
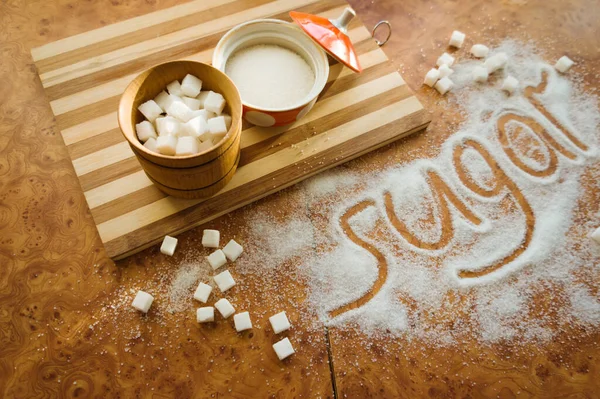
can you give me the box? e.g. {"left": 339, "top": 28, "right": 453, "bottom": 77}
{"left": 118, "top": 61, "right": 242, "bottom": 199}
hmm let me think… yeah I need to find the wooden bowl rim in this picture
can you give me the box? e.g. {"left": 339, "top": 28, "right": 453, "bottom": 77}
{"left": 118, "top": 60, "right": 243, "bottom": 162}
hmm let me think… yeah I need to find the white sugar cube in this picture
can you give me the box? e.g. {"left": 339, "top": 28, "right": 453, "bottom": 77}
{"left": 167, "top": 101, "right": 194, "bottom": 123}
{"left": 434, "top": 77, "right": 453, "bottom": 95}
{"left": 208, "top": 116, "right": 228, "bottom": 141}
{"left": 192, "top": 109, "right": 217, "bottom": 122}
{"left": 156, "top": 116, "right": 181, "bottom": 136}
{"left": 438, "top": 64, "right": 454, "bottom": 78}
{"left": 207, "top": 249, "right": 227, "bottom": 270}
{"left": 175, "top": 136, "right": 199, "bottom": 156}
{"left": 143, "top": 137, "right": 158, "bottom": 153}
{"left": 138, "top": 100, "right": 163, "bottom": 122}
{"left": 449, "top": 30, "right": 465, "bottom": 48}
{"left": 204, "top": 91, "right": 226, "bottom": 114}
{"left": 196, "top": 91, "right": 210, "bottom": 107}
{"left": 470, "top": 44, "right": 489, "bottom": 58}
{"left": 436, "top": 52, "right": 455, "bottom": 67}
{"left": 213, "top": 270, "right": 235, "bottom": 292}
{"left": 472, "top": 66, "right": 489, "bottom": 82}
{"left": 233, "top": 312, "right": 252, "bottom": 332}
{"left": 135, "top": 120, "right": 157, "bottom": 142}
{"left": 160, "top": 235, "right": 178, "bottom": 255}
{"left": 423, "top": 68, "right": 440, "bottom": 87}
{"left": 202, "top": 229, "right": 220, "bottom": 248}
{"left": 555, "top": 55, "right": 574, "bottom": 73}
{"left": 591, "top": 227, "right": 600, "bottom": 243}
{"left": 221, "top": 113, "right": 232, "bottom": 130}
{"left": 273, "top": 338, "right": 295, "bottom": 360}
{"left": 214, "top": 298, "right": 235, "bottom": 318}
{"left": 269, "top": 311, "right": 291, "bottom": 334}
{"left": 197, "top": 307, "right": 214, "bottom": 323}
{"left": 132, "top": 290, "right": 154, "bottom": 313}
{"left": 182, "top": 96, "right": 202, "bottom": 111}
{"left": 222, "top": 239, "right": 243, "bottom": 262}
{"left": 193, "top": 282, "right": 213, "bottom": 303}
{"left": 156, "top": 135, "right": 178, "bottom": 156}
{"left": 501, "top": 75, "right": 519, "bottom": 94}
{"left": 154, "top": 90, "right": 171, "bottom": 112}
{"left": 484, "top": 52, "right": 508, "bottom": 73}
{"left": 181, "top": 74, "right": 203, "bottom": 97}
{"left": 185, "top": 116, "right": 210, "bottom": 140}
{"left": 166, "top": 80, "right": 184, "bottom": 96}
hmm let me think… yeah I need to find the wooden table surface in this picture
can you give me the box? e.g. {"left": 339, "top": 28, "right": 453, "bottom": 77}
{"left": 1, "top": 0, "right": 599, "bottom": 398}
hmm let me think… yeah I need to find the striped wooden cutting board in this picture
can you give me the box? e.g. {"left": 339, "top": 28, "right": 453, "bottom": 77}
{"left": 31, "top": 0, "right": 430, "bottom": 259}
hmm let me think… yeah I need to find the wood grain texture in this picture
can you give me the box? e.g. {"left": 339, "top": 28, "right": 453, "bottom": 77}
{"left": 1, "top": 0, "right": 600, "bottom": 398}
{"left": 29, "top": 0, "right": 429, "bottom": 259}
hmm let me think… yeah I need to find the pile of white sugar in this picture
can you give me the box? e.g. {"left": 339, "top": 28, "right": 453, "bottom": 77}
{"left": 225, "top": 44, "right": 315, "bottom": 108}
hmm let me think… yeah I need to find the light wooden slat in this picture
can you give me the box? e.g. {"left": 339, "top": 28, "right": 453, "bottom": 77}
{"left": 31, "top": 0, "right": 238, "bottom": 62}
{"left": 72, "top": 141, "right": 133, "bottom": 176}
{"left": 48, "top": 26, "right": 372, "bottom": 116}
{"left": 61, "top": 113, "right": 118, "bottom": 145}
{"left": 96, "top": 96, "right": 423, "bottom": 242}
{"left": 40, "top": 0, "right": 324, "bottom": 89}
{"left": 85, "top": 170, "right": 151, "bottom": 209}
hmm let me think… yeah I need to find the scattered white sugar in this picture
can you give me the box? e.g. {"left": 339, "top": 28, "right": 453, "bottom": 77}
{"left": 567, "top": 285, "right": 600, "bottom": 326}
{"left": 225, "top": 44, "right": 315, "bottom": 108}
{"left": 165, "top": 262, "right": 205, "bottom": 313}
{"left": 302, "top": 168, "right": 360, "bottom": 200}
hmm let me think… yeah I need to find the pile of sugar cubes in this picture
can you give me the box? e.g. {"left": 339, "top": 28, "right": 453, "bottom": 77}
{"left": 423, "top": 30, "right": 575, "bottom": 96}
{"left": 132, "top": 228, "right": 296, "bottom": 361}
{"left": 135, "top": 74, "right": 233, "bottom": 156}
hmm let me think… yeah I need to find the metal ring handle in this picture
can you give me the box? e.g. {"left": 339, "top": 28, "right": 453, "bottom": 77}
{"left": 372, "top": 20, "right": 392, "bottom": 46}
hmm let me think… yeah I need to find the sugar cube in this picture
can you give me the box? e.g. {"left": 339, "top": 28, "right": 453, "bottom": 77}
{"left": 555, "top": 55, "right": 574, "bottom": 73}
{"left": 214, "top": 298, "right": 235, "bottom": 318}
{"left": 156, "top": 116, "right": 181, "bottom": 136}
{"left": 160, "top": 235, "right": 178, "bottom": 255}
{"left": 181, "top": 74, "right": 203, "bottom": 97}
{"left": 472, "top": 66, "right": 489, "bottom": 83}
{"left": 221, "top": 113, "right": 233, "bottom": 130}
{"left": 197, "top": 139, "right": 214, "bottom": 153}
{"left": 591, "top": 227, "right": 600, "bottom": 243}
{"left": 185, "top": 116, "right": 210, "bottom": 141}
{"left": 166, "top": 80, "right": 184, "bottom": 96}
{"left": 197, "top": 307, "right": 214, "bottom": 323}
{"left": 234, "top": 312, "right": 253, "bottom": 332}
{"left": 154, "top": 90, "right": 171, "bottom": 112}
{"left": 436, "top": 52, "right": 455, "bottom": 67}
{"left": 192, "top": 109, "right": 217, "bottom": 122}
{"left": 273, "top": 338, "right": 295, "bottom": 360}
{"left": 143, "top": 137, "right": 158, "bottom": 153}
{"left": 484, "top": 52, "right": 508, "bottom": 73}
{"left": 175, "top": 136, "right": 199, "bottom": 156}
{"left": 438, "top": 64, "right": 454, "bottom": 78}
{"left": 132, "top": 290, "right": 154, "bottom": 313}
{"left": 182, "top": 96, "right": 202, "bottom": 111}
{"left": 167, "top": 101, "right": 194, "bottom": 123}
{"left": 202, "top": 229, "right": 220, "bottom": 248}
{"left": 138, "top": 100, "right": 163, "bottom": 122}
{"left": 156, "top": 135, "right": 178, "bottom": 156}
{"left": 208, "top": 116, "right": 228, "bottom": 141}
{"left": 470, "top": 44, "right": 489, "bottom": 58}
{"left": 449, "top": 30, "right": 465, "bottom": 48}
{"left": 196, "top": 91, "right": 210, "bottom": 107}
{"left": 434, "top": 77, "right": 454, "bottom": 95}
{"left": 194, "top": 282, "right": 213, "bottom": 303}
{"left": 214, "top": 270, "right": 235, "bottom": 292}
{"left": 135, "top": 120, "right": 157, "bottom": 142}
{"left": 269, "top": 311, "right": 291, "bottom": 334}
{"left": 204, "top": 91, "right": 226, "bottom": 114}
{"left": 207, "top": 249, "right": 227, "bottom": 270}
{"left": 222, "top": 239, "right": 243, "bottom": 262}
{"left": 423, "top": 68, "right": 440, "bottom": 87}
{"left": 501, "top": 75, "right": 519, "bottom": 94}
